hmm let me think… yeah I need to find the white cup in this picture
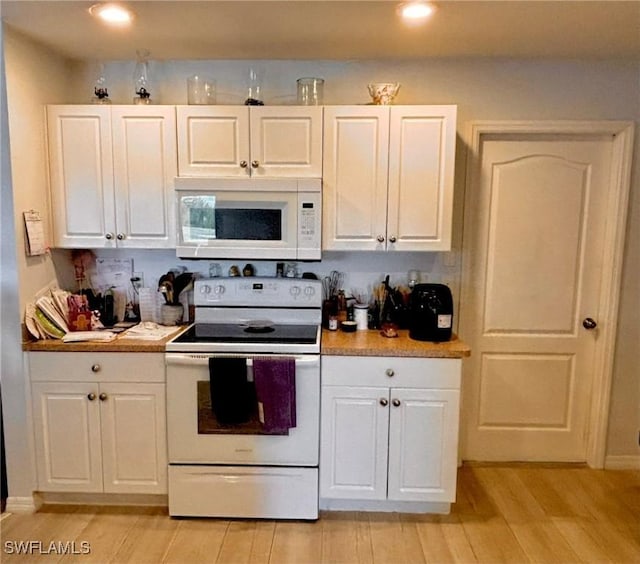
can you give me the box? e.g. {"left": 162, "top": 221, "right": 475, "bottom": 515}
{"left": 187, "top": 75, "right": 216, "bottom": 105}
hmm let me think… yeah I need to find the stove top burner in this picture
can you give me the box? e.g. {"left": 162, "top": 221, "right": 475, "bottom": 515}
{"left": 172, "top": 323, "right": 319, "bottom": 345}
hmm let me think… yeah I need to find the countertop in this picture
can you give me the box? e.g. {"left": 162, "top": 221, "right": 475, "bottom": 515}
{"left": 23, "top": 326, "right": 470, "bottom": 358}
{"left": 321, "top": 329, "right": 470, "bottom": 358}
{"left": 22, "top": 326, "right": 187, "bottom": 353}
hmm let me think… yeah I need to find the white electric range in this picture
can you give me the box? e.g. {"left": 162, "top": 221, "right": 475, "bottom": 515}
{"left": 165, "top": 277, "right": 321, "bottom": 519}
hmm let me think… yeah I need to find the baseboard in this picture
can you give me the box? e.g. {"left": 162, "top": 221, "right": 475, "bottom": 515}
{"left": 5, "top": 496, "right": 39, "bottom": 513}
{"left": 604, "top": 455, "right": 640, "bottom": 470}
{"left": 37, "top": 492, "right": 168, "bottom": 507}
{"left": 319, "top": 498, "right": 451, "bottom": 514}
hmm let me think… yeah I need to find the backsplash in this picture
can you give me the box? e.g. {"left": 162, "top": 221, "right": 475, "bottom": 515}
{"left": 51, "top": 248, "right": 461, "bottom": 327}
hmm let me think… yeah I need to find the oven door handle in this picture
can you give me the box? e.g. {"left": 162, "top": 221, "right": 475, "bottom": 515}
{"left": 165, "top": 354, "right": 320, "bottom": 367}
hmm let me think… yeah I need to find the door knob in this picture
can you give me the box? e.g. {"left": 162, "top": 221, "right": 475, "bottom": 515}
{"left": 87, "top": 393, "right": 96, "bottom": 401}
{"left": 377, "top": 235, "right": 385, "bottom": 243}
{"left": 385, "top": 368, "right": 395, "bottom": 377}
{"left": 117, "top": 233, "right": 125, "bottom": 240}
{"left": 582, "top": 317, "right": 597, "bottom": 330}
{"left": 389, "top": 236, "right": 397, "bottom": 243}
{"left": 392, "top": 399, "right": 401, "bottom": 407}
{"left": 240, "top": 160, "right": 248, "bottom": 168}
{"left": 379, "top": 398, "right": 388, "bottom": 407}
{"left": 91, "top": 364, "right": 101, "bottom": 373}
{"left": 99, "top": 393, "right": 108, "bottom": 401}
{"left": 251, "top": 160, "right": 259, "bottom": 168}
{"left": 105, "top": 233, "right": 114, "bottom": 240}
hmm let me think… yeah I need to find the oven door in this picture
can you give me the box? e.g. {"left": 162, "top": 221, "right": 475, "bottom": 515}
{"left": 166, "top": 353, "right": 320, "bottom": 466}
{"left": 176, "top": 189, "right": 298, "bottom": 259}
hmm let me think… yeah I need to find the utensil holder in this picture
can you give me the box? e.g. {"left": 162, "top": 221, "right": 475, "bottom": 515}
{"left": 161, "top": 304, "right": 183, "bottom": 326}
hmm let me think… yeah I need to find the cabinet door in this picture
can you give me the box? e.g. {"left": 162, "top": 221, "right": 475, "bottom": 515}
{"left": 387, "top": 106, "right": 457, "bottom": 251}
{"left": 111, "top": 106, "right": 177, "bottom": 248}
{"left": 47, "top": 105, "right": 115, "bottom": 248}
{"left": 322, "top": 106, "right": 389, "bottom": 250}
{"left": 176, "top": 106, "right": 250, "bottom": 176}
{"left": 249, "top": 107, "right": 323, "bottom": 177}
{"left": 320, "top": 386, "right": 389, "bottom": 500}
{"left": 31, "top": 382, "right": 103, "bottom": 492}
{"left": 99, "top": 383, "right": 167, "bottom": 494}
{"left": 387, "top": 388, "right": 460, "bottom": 502}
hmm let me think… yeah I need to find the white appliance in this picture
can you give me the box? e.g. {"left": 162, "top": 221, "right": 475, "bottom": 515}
{"left": 175, "top": 177, "right": 321, "bottom": 260}
{"left": 165, "top": 277, "right": 322, "bottom": 519}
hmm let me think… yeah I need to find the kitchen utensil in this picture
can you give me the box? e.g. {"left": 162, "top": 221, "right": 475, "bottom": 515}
{"left": 172, "top": 272, "right": 194, "bottom": 303}
{"left": 367, "top": 82, "right": 400, "bottom": 105}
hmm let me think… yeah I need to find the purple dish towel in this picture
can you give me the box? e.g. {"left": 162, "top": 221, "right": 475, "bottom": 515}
{"left": 253, "top": 357, "right": 296, "bottom": 434}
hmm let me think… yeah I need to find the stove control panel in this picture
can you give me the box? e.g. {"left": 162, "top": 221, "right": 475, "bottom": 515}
{"left": 194, "top": 277, "right": 322, "bottom": 308}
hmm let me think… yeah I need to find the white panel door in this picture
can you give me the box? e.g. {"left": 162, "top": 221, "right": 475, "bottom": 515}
{"left": 176, "top": 106, "right": 250, "bottom": 177}
{"left": 387, "top": 388, "right": 459, "bottom": 502}
{"left": 322, "top": 106, "right": 389, "bottom": 250}
{"left": 387, "top": 106, "right": 457, "bottom": 251}
{"left": 250, "top": 106, "right": 322, "bottom": 177}
{"left": 99, "top": 383, "right": 167, "bottom": 494}
{"left": 461, "top": 136, "right": 613, "bottom": 461}
{"left": 111, "top": 106, "right": 177, "bottom": 248}
{"left": 320, "top": 386, "right": 389, "bottom": 500}
{"left": 47, "top": 105, "right": 115, "bottom": 247}
{"left": 31, "top": 382, "right": 103, "bottom": 492}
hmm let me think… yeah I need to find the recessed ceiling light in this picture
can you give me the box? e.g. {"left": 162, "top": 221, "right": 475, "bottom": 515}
{"left": 399, "top": 2, "right": 436, "bottom": 21}
{"left": 89, "top": 3, "right": 135, "bottom": 26}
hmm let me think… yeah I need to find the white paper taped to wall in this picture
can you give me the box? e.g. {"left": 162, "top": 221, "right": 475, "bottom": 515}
{"left": 23, "top": 210, "right": 46, "bottom": 256}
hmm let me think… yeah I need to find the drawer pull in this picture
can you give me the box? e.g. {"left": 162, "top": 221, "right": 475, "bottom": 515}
{"left": 385, "top": 368, "right": 395, "bottom": 377}
{"left": 379, "top": 398, "right": 388, "bottom": 407}
{"left": 87, "top": 393, "right": 96, "bottom": 401}
{"left": 99, "top": 393, "right": 108, "bottom": 401}
{"left": 392, "top": 398, "right": 401, "bottom": 407}
{"left": 91, "top": 364, "right": 101, "bottom": 373}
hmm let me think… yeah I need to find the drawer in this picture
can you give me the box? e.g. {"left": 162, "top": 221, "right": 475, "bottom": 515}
{"left": 169, "top": 465, "right": 318, "bottom": 519}
{"left": 29, "top": 352, "right": 165, "bottom": 383}
{"left": 321, "top": 356, "right": 461, "bottom": 389}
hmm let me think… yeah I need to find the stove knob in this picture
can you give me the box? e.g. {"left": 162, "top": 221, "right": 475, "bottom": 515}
{"left": 214, "top": 285, "right": 226, "bottom": 295}
{"left": 290, "top": 285, "right": 301, "bottom": 297}
{"left": 304, "top": 286, "right": 315, "bottom": 296}
{"left": 200, "top": 284, "right": 212, "bottom": 294}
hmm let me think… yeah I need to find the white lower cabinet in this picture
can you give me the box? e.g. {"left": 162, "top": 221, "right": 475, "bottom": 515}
{"left": 320, "top": 356, "right": 461, "bottom": 512}
{"left": 29, "top": 353, "right": 167, "bottom": 495}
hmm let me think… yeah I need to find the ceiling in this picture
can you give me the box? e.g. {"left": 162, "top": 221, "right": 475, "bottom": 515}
{"left": 1, "top": 0, "right": 639, "bottom": 62}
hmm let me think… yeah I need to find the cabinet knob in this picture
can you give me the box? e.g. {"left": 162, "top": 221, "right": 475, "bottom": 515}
{"left": 385, "top": 368, "right": 395, "bottom": 377}
{"left": 240, "top": 160, "right": 248, "bottom": 168}
{"left": 392, "top": 398, "right": 401, "bottom": 407}
{"left": 91, "top": 364, "right": 101, "bottom": 373}
{"left": 582, "top": 317, "right": 597, "bottom": 330}
{"left": 379, "top": 398, "right": 389, "bottom": 407}
{"left": 377, "top": 235, "right": 385, "bottom": 243}
{"left": 105, "top": 233, "right": 114, "bottom": 240}
{"left": 87, "top": 393, "right": 96, "bottom": 401}
{"left": 117, "top": 233, "right": 125, "bottom": 241}
{"left": 389, "top": 236, "right": 397, "bottom": 243}
{"left": 251, "top": 160, "right": 259, "bottom": 168}
{"left": 99, "top": 393, "right": 108, "bottom": 401}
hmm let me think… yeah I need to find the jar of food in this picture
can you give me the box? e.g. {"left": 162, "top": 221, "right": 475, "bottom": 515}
{"left": 354, "top": 304, "right": 369, "bottom": 331}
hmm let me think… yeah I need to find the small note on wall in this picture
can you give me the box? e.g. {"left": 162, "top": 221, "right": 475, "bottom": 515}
{"left": 23, "top": 210, "right": 46, "bottom": 256}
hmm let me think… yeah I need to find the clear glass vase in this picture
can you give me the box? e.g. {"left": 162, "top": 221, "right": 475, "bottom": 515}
{"left": 133, "top": 49, "right": 152, "bottom": 104}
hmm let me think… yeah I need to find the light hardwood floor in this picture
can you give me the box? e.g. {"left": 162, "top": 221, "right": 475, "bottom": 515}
{"left": 1, "top": 464, "right": 638, "bottom": 563}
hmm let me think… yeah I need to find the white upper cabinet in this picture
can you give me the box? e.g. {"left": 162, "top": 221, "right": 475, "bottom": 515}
{"left": 177, "top": 106, "right": 323, "bottom": 178}
{"left": 46, "top": 105, "right": 177, "bottom": 249}
{"left": 323, "top": 105, "right": 457, "bottom": 251}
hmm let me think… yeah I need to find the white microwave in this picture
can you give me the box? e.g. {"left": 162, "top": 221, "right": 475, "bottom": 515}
{"left": 175, "top": 177, "right": 321, "bottom": 260}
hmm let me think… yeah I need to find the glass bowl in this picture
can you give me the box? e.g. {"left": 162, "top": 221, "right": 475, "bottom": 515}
{"left": 367, "top": 82, "right": 401, "bottom": 105}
